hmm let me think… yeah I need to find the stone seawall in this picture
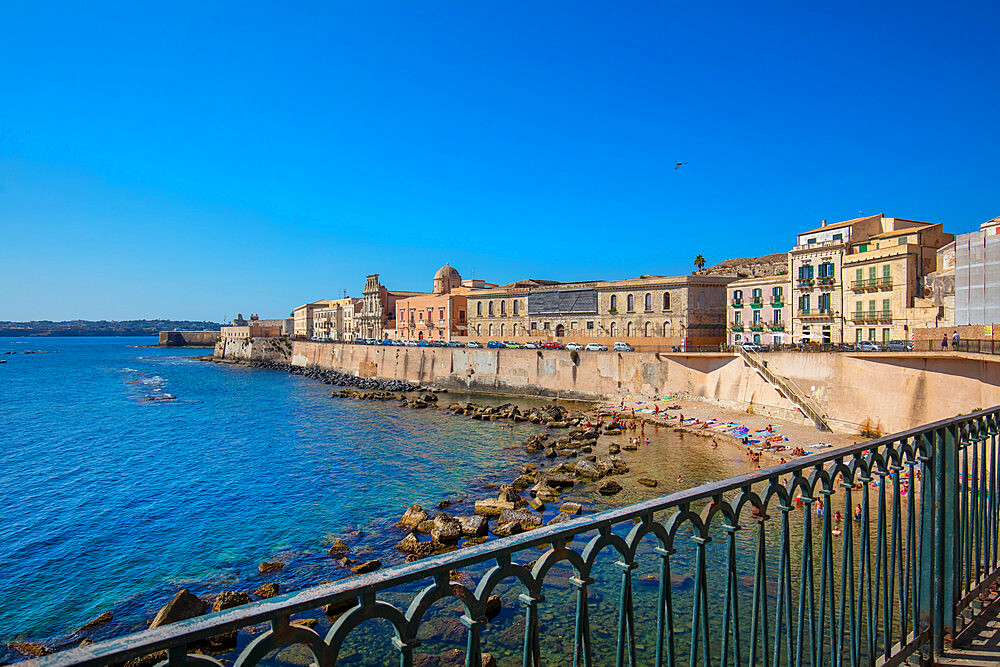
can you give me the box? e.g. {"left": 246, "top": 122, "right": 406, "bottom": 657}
{"left": 216, "top": 340, "right": 1000, "bottom": 434}
{"left": 158, "top": 331, "right": 219, "bottom": 347}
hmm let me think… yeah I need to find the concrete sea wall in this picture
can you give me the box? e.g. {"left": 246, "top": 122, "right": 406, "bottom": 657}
{"left": 218, "top": 340, "right": 1000, "bottom": 434}
{"left": 159, "top": 331, "right": 219, "bottom": 347}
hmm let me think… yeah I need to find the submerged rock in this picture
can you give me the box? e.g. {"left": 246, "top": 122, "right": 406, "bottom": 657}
{"left": 77, "top": 611, "right": 113, "bottom": 632}
{"left": 254, "top": 583, "right": 279, "bottom": 599}
{"left": 637, "top": 477, "right": 659, "bottom": 488}
{"left": 598, "top": 480, "right": 623, "bottom": 495}
{"left": 327, "top": 539, "right": 349, "bottom": 557}
{"left": 258, "top": 561, "right": 284, "bottom": 575}
{"left": 559, "top": 502, "right": 583, "bottom": 515}
{"left": 7, "top": 642, "right": 50, "bottom": 658}
{"left": 351, "top": 560, "right": 382, "bottom": 574}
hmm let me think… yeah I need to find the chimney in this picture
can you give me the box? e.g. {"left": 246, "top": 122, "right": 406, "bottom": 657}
{"left": 821, "top": 219, "right": 827, "bottom": 227}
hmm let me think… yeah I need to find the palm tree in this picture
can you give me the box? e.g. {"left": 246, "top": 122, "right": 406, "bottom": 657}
{"left": 694, "top": 254, "right": 707, "bottom": 270}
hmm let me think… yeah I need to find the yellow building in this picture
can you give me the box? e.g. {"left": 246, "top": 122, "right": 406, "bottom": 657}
{"left": 843, "top": 222, "right": 953, "bottom": 344}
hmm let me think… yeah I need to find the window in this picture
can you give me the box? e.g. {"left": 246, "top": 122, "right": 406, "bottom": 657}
{"left": 818, "top": 293, "right": 831, "bottom": 312}
{"left": 798, "top": 295, "right": 810, "bottom": 314}
{"left": 856, "top": 329, "right": 862, "bottom": 343}
{"left": 898, "top": 237, "right": 908, "bottom": 245}
{"left": 458, "top": 310, "right": 465, "bottom": 323}
{"left": 734, "top": 311, "right": 742, "bottom": 325}
{"left": 610, "top": 322, "right": 617, "bottom": 336}
{"left": 438, "top": 308, "right": 445, "bottom": 321}
{"left": 772, "top": 310, "right": 782, "bottom": 325}
{"left": 500, "top": 301, "right": 506, "bottom": 316}
{"left": 733, "top": 290, "right": 743, "bottom": 302}
{"left": 752, "top": 288, "right": 762, "bottom": 303}
{"left": 753, "top": 310, "right": 761, "bottom": 324}
{"left": 868, "top": 266, "right": 876, "bottom": 281}
{"left": 772, "top": 286, "right": 783, "bottom": 302}
{"left": 418, "top": 311, "right": 424, "bottom": 321}
{"left": 798, "top": 264, "right": 815, "bottom": 280}
{"left": 477, "top": 302, "right": 482, "bottom": 317}
{"left": 663, "top": 293, "right": 670, "bottom": 309}
{"left": 856, "top": 268, "right": 863, "bottom": 283}
{"left": 513, "top": 300, "right": 519, "bottom": 315}
{"left": 856, "top": 301, "right": 863, "bottom": 315}
{"left": 570, "top": 321, "right": 577, "bottom": 330}
{"left": 488, "top": 301, "right": 494, "bottom": 316}
{"left": 868, "top": 299, "right": 876, "bottom": 313}
{"left": 882, "top": 298, "right": 890, "bottom": 316}
{"left": 531, "top": 322, "right": 537, "bottom": 330}
{"left": 822, "top": 325, "right": 831, "bottom": 344}
{"left": 644, "top": 293, "right": 651, "bottom": 311}
{"left": 883, "top": 265, "right": 891, "bottom": 280}
{"left": 627, "top": 294, "right": 634, "bottom": 311}
{"left": 543, "top": 322, "right": 550, "bottom": 330}
{"left": 833, "top": 233, "right": 843, "bottom": 241}
{"left": 500, "top": 323, "right": 505, "bottom": 336}
{"left": 610, "top": 295, "right": 617, "bottom": 311}
{"left": 868, "top": 328, "right": 876, "bottom": 341}
{"left": 883, "top": 328, "right": 891, "bottom": 343}
{"left": 807, "top": 237, "right": 816, "bottom": 244}
{"left": 858, "top": 244, "right": 868, "bottom": 252}
{"left": 586, "top": 321, "right": 594, "bottom": 330}
{"left": 663, "top": 322, "right": 670, "bottom": 337}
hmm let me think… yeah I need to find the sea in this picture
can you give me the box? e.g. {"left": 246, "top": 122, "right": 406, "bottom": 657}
{"left": 0, "top": 336, "right": 834, "bottom": 665}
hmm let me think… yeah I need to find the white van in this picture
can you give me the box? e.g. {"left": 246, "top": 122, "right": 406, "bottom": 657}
{"left": 613, "top": 342, "right": 634, "bottom": 352}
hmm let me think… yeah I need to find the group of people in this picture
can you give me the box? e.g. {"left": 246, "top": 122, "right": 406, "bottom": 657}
{"left": 942, "top": 330, "right": 961, "bottom": 350}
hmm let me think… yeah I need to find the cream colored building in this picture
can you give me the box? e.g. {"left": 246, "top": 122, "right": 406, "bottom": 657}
{"left": 789, "top": 214, "right": 939, "bottom": 345}
{"left": 726, "top": 274, "right": 792, "bottom": 347}
{"left": 292, "top": 300, "right": 332, "bottom": 339}
{"left": 467, "top": 275, "right": 732, "bottom": 347}
{"left": 311, "top": 297, "right": 358, "bottom": 341}
{"left": 843, "top": 222, "right": 953, "bottom": 344}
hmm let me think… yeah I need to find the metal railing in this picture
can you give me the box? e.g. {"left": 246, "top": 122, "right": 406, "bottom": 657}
{"left": 23, "top": 410, "right": 1000, "bottom": 667}
{"left": 735, "top": 345, "right": 832, "bottom": 432}
{"left": 851, "top": 311, "right": 893, "bottom": 324}
{"left": 850, "top": 278, "right": 894, "bottom": 292}
{"left": 913, "top": 339, "right": 1000, "bottom": 355}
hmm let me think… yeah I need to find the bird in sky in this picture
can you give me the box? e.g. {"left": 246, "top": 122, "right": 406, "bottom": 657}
{"left": 675, "top": 162, "right": 688, "bottom": 170}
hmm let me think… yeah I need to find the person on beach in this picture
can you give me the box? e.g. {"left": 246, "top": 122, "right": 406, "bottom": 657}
{"left": 711, "top": 439, "right": 718, "bottom": 449}
{"left": 834, "top": 510, "right": 843, "bottom": 524}
{"left": 677, "top": 475, "right": 683, "bottom": 483}
{"left": 853, "top": 504, "right": 863, "bottom": 521}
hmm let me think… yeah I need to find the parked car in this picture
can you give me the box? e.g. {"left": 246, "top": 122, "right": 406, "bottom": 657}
{"left": 565, "top": 342, "right": 584, "bottom": 351}
{"left": 740, "top": 342, "right": 766, "bottom": 352}
{"left": 404, "top": 340, "right": 418, "bottom": 347}
{"left": 430, "top": 340, "right": 446, "bottom": 347}
{"left": 887, "top": 340, "right": 913, "bottom": 351}
{"left": 585, "top": 343, "right": 608, "bottom": 351}
{"left": 503, "top": 341, "right": 523, "bottom": 349}
{"left": 467, "top": 341, "right": 483, "bottom": 348}
{"left": 417, "top": 339, "right": 430, "bottom": 347}
{"left": 447, "top": 340, "right": 464, "bottom": 348}
{"left": 380, "top": 339, "right": 393, "bottom": 345}
{"left": 487, "top": 340, "right": 504, "bottom": 349}
{"left": 541, "top": 342, "right": 565, "bottom": 350}
{"left": 853, "top": 341, "right": 882, "bottom": 352}
{"left": 613, "top": 342, "right": 634, "bottom": 352}
{"left": 523, "top": 341, "right": 539, "bottom": 349}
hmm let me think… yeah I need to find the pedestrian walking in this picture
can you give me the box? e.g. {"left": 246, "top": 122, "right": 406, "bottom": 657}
{"left": 942, "top": 334, "right": 948, "bottom": 350}
{"left": 953, "top": 330, "right": 960, "bottom": 350}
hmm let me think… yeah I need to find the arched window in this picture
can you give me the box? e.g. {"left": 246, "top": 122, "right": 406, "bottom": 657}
{"left": 610, "top": 295, "right": 617, "bottom": 311}
{"left": 644, "top": 322, "right": 651, "bottom": 337}
{"left": 627, "top": 294, "right": 634, "bottom": 312}
{"left": 488, "top": 323, "right": 494, "bottom": 336}
{"left": 626, "top": 321, "right": 634, "bottom": 337}
{"left": 610, "top": 322, "right": 617, "bottom": 336}
{"left": 512, "top": 324, "right": 518, "bottom": 336}
{"left": 501, "top": 300, "right": 506, "bottom": 316}
{"left": 500, "top": 323, "right": 505, "bottom": 336}
{"left": 476, "top": 324, "right": 482, "bottom": 335}
{"left": 644, "top": 293, "right": 651, "bottom": 311}
{"left": 488, "top": 301, "right": 494, "bottom": 316}
{"left": 513, "top": 300, "right": 519, "bottom": 315}
{"left": 477, "top": 302, "right": 482, "bottom": 317}
{"left": 663, "top": 293, "right": 670, "bottom": 310}
{"left": 662, "top": 322, "right": 670, "bottom": 337}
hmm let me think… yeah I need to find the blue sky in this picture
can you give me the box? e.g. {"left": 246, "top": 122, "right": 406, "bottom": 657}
{"left": 1, "top": 1, "right": 997, "bottom": 321}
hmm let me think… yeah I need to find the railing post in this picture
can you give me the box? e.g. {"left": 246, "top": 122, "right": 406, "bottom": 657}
{"left": 932, "top": 424, "right": 959, "bottom": 658}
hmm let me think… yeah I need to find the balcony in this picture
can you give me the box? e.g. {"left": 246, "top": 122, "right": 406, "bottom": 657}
{"left": 770, "top": 300, "right": 784, "bottom": 308}
{"left": 797, "top": 308, "right": 836, "bottom": 319}
{"left": 749, "top": 299, "right": 764, "bottom": 309}
{"left": 852, "top": 310, "right": 893, "bottom": 323}
{"left": 768, "top": 324, "right": 785, "bottom": 331}
{"left": 816, "top": 276, "right": 836, "bottom": 288}
{"left": 796, "top": 278, "right": 815, "bottom": 289}
{"left": 851, "top": 277, "right": 894, "bottom": 292}
{"left": 730, "top": 299, "right": 743, "bottom": 307}
{"left": 748, "top": 324, "right": 764, "bottom": 331}
{"left": 729, "top": 323, "right": 744, "bottom": 331}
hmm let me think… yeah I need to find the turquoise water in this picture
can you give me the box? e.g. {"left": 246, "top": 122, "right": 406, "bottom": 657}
{"left": 0, "top": 337, "right": 553, "bottom": 654}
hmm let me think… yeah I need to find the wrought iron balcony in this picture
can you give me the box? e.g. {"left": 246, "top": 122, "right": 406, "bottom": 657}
{"left": 851, "top": 277, "right": 894, "bottom": 292}
{"left": 797, "top": 308, "right": 836, "bottom": 318}
{"left": 770, "top": 300, "right": 784, "bottom": 308}
{"left": 32, "top": 409, "right": 1000, "bottom": 667}
{"left": 749, "top": 299, "right": 764, "bottom": 309}
{"left": 730, "top": 299, "right": 744, "bottom": 307}
{"left": 852, "top": 310, "right": 893, "bottom": 323}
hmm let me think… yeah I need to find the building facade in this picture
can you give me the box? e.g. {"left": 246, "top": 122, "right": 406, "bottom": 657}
{"left": 843, "top": 222, "right": 953, "bottom": 344}
{"left": 727, "top": 274, "right": 791, "bottom": 347}
{"left": 955, "top": 216, "right": 1000, "bottom": 326}
{"left": 311, "top": 297, "right": 358, "bottom": 341}
{"left": 394, "top": 264, "right": 472, "bottom": 341}
{"left": 292, "top": 300, "right": 332, "bottom": 339}
{"left": 466, "top": 275, "right": 732, "bottom": 347}
{"left": 357, "top": 274, "right": 426, "bottom": 340}
{"left": 788, "top": 214, "right": 938, "bottom": 345}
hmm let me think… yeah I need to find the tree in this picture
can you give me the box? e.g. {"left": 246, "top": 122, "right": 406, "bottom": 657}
{"left": 694, "top": 254, "right": 707, "bottom": 270}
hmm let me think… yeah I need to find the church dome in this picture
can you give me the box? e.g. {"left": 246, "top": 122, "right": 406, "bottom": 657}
{"left": 432, "top": 263, "right": 462, "bottom": 294}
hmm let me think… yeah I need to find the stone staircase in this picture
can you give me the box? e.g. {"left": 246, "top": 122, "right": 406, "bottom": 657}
{"left": 736, "top": 346, "right": 832, "bottom": 432}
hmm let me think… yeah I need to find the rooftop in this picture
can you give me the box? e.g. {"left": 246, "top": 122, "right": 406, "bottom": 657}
{"left": 799, "top": 214, "right": 882, "bottom": 236}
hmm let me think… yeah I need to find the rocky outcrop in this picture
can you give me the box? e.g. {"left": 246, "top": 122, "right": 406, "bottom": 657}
{"left": 398, "top": 504, "right": 429, "bottom": 529}
{"left": 76, "top": 611, "right": 113, "bottom": 632}
{"left": 431, "top": 514, "right": 462, "bottom": 544}
{"left": 351, "top": 560, "right": 382, "bottom": 574}
{"left": 258, "top": 561, "right": 284, "bottom": 574}
{"left": 327, "top": 539, "right": 349, "bottom": 557}
{"left": 253, "top": 583, "right": 279, "bottom": 599}
{"left": 212, "top": 591, "right": 253, "bottom": 613}
{"left": 248, "top": 361, "right": 418, "bottom": 392}
{"left": 7, "top": 642, "right": 50, "bottom": 657}
{"left": 598, "top": 480, "right": 623, "bottom": 495}
{"left": 458, "top": 515, "right": 487, "bottom": 536}
{"left": 149, "top": 589, "right": 208, "bottom": 628}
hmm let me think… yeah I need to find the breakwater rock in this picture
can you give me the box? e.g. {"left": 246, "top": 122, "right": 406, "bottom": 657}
{"left": 248, "top": 361, "right": 419, "bottom": 392}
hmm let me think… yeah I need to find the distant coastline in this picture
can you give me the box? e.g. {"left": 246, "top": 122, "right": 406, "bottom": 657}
{"left": 0, "top": 320, "right": 222, "bottom": 338}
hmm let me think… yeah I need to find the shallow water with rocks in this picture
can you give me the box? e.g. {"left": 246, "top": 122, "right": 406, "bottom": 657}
{"left": 1, "top": 337, "right": 885, "bottom": 665}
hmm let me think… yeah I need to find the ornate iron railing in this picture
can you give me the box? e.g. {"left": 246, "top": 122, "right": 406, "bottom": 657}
{"left": 23, "top": 408, "right": 1000, "bottom": 666}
